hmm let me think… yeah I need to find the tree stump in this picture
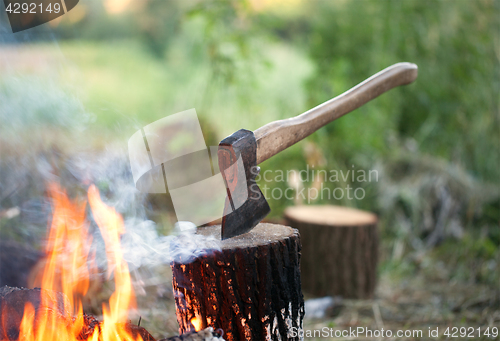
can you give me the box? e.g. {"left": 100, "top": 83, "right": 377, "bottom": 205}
{"left": 171, "top": 223, "right": 304, "bottom": 341}
{"left": 284, "top": 205, "right": 378, "bottom": 299}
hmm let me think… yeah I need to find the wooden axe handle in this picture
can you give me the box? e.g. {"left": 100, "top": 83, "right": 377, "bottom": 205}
{"left": 254, "top": 62, "right": 418, "bottom": 164}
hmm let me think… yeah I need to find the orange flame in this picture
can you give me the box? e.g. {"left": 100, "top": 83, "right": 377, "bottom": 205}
{"left": 19, "top": 183, "right": 143, "bottom": 341}
{"left": 190, "top": 317, "right": 202, "bottom": 332}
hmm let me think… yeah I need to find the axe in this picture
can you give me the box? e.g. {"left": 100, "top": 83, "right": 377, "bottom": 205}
{"left": 218, "top": 62, "right": 418, "bottom": 239}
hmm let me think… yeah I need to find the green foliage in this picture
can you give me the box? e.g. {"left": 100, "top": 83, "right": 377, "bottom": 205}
{"left": 431, "top": 231, "right": 499, "bottom": 285}
{"left": 53, "top": 2, "right": 139, "bottom": 41}
{"left": 186, "top": 0, "right": 258, "bottom": 84}
{"left": 134, "top": 0, "right": 183, "bottom": 57}
{"left": 297, "top": 1, "right": 500, "bottom": 269}
{"left": 306, "top": 0, "right": 499, "bottom": 182}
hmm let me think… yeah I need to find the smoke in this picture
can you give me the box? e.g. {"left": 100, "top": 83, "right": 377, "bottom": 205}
{"left": 0, "top": 33, "right": 220, "bottom": 290}
{"left": 0, "top": 75, "right": 91, "bottom": 135}
{"left": 0, "top": 11, "right": 222, "bottom": 338}
{"left": 64, "top": 147, "right": 222, "bottom": 270}
{"left": 0, "top": 74, "right": 220, "bottom": 272}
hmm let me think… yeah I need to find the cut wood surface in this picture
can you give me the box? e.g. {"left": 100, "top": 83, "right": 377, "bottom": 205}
{"left": 284, "top": 205, "right": 377, "bottom": 227}
{"left": 171, "top": 223, "right": 304, "bottom": 341}
{"left": 284, "top": 205, "right": 378, "bottom": 299}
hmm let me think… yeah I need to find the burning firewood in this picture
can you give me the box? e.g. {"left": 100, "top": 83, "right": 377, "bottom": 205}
{"left": 0, "top": 184, "right": 230, "bottom": 341}
{"left": 0, "top": 284, "right": 221, "bottom": 341}
{"left": 0, "top": 286, "right": 71, "bottom": 340}
{"left": 171, "top": 223, "right": 304, "bottom": 341}
{"left": 0, "top": 286, "right": 155, "bottom": 341}
{"left": 0, "top": 286, "right": 225, "bottom": 341}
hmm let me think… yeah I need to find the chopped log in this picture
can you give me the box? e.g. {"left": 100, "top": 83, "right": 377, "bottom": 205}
{"left": 284, "top": 205, "right": 378, "bottom": 299}
{"left": 171, "top": 223, "right": 304, "bottom": 341}
{"left": 121, "top": 323, "right": 156, "bottom": 341}
{"left": 0, "top": 286, "right": 71, "bottom": 340}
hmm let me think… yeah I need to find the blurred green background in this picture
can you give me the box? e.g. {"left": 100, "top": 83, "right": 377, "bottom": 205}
{"left": 0, "top": 0, "right": 499, "bottom": 337}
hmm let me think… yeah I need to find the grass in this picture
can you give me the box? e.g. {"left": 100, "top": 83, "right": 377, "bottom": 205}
{"left": 1, "top": 37, "right": 312, "bottom": 146}
{"left": 52, "top": 39, "right": 313, "bottom": 141}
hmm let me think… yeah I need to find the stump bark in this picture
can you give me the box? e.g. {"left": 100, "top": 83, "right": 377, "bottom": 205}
{"left": 171, "top": 223, "right": 304, "bottom": 341}
{"left": 284, "top": 205, "right": 378, "bottom": 299}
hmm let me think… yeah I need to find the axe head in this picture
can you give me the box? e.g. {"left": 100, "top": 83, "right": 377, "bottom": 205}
{"left": 218, "top": 129, "right": 270, "bottom": 240}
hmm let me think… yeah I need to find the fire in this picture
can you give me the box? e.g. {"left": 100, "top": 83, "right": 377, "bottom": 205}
{"left": 190, "top": 317, "right": 202, "bottom": 332}
{"left": 19, "top": 183, "right": 143, "bottom": 341}
{"left": 88, "top": 184, "right": 138, "bottom": 341}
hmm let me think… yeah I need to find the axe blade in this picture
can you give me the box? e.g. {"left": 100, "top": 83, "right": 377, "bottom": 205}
{"left": 220, "top": 185, "right": 270, "bottom": 239}
{"left": 218, "top": 129, "right": 270, "bottom": 240}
